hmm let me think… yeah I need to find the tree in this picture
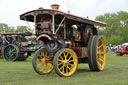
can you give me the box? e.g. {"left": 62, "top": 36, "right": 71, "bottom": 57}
{"left": 15, "top": 26, "right": 33, "bottom": 32}
{"left": 95, "top": 11, "right": 128, "bottom": 45}
{"left": 0, "top": 23, "right": 34, "bottom": 33}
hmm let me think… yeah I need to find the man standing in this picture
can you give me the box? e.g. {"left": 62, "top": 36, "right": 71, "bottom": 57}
{"left": 1, "top": 35, "right": 9, "bottom": 48}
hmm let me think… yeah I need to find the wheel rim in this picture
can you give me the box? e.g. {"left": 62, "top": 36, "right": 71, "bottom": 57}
{"left": 57, "top": 49, "right": 77, "bottom": 76}
{"left": 96, "top": 37, "right": 106, "bottom": 70}
{"left": 35, "top": 49, "right": 53, "bottom": 74}
{"left": 4, "top": 46, "right": 17, "bottom": 61}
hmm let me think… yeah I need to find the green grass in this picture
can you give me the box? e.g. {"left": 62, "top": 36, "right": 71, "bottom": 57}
{"left": 0, "top": 53, "right": 128, "bottom": 85}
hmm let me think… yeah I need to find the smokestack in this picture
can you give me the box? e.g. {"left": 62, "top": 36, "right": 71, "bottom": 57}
{"left": 51, "top": 4, "right": 60, "bottom": 10}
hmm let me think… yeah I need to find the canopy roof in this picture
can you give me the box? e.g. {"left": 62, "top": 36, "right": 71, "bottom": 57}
{"left": 20, "top": 9, "right": 106, "bottom": 27}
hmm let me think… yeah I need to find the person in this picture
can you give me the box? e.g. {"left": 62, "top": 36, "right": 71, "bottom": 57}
{"left": 0, "top": 37, "right": 2, "bottom": 46}
{"left": 1, "top": 35, "right": 9, "bottom": 48}
{"left": 0, "top": 37, "right": 2, "bottom": 54}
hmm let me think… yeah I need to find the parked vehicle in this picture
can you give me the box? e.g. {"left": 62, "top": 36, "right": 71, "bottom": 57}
{"left": 0, "top": 32, "right": 41, "bottom": 61}
{"left": 20, "top": 5, "right": 106, "bottom": 76}
{"left": 116, "top": 45, "right": 128, "bottom": 56}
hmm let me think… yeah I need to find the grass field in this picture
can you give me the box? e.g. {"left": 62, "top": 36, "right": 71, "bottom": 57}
{"left": 0, "top": 53, "right": 128, "bottom": 85}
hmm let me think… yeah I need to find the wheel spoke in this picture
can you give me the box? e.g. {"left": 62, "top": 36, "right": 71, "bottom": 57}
{"left": 63, "top": 52, "right": 66, "bottom": 59}
{"left": 97, "top": 61, "right": 102, "bottom": 67}
{"left": 69, "top": 63, "right": 73, "bottom": 67}
{"left": 58, "top": 58, "right": 63, "bottom": 62}
{"left": 46, "top": 55, "right": 50, "bottom": 59}
{"left": 97, "top": 50, "right": 105, "bottom": 57}
{"left": 41, "top": 51, "right": 45, "bottom": 57}
{"left": 45, "top": 63, "right": 47, "bottom": 72}
{"left": 47, "top": 63, "right": 51, "bottom": 68}
{"left": 44, "top": 51, "right": 48, "bottom": 57}
{"left": 59, "top": 65, "right": 64, "bottom": 72}
{"left": 67, "top": 65, "right": 71, "bottom": 71}
{"left": 65, "top": 52, "right": 69, "bottom": 59}
{"left": 37, "top": 67, "right": 42, "bottom": 72}
{"left": 59, "top": 55, "right": 64, "bottom": 60}
{"left": 36, "top": 61, "right": 41, "bottom": 65}
{"left": 98, "top": 58, "right": 103, "bottom": 64}
{"left": 68, "top": 55, "right": 72, "bottom": 61}
{"left": 69, "top": 60, "right": 74, "bottom": 63}
{"left": 100, "top": 52, "right": 105, "bottom": 54}
{"left": 62, "top": 65, "right": 65, "bottom": 73}
{"left": 57, "top": 62, "right": 63, "bottom": 66}
{"left": 98, "top": 44, "right": 103, "bottom": 49}
{"left": 66, "top": 65, "right": 68, "bottom": 73}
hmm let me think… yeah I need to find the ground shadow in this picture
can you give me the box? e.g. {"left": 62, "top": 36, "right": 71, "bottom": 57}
{"left": 77, "top": 68, "right": 90, "bottom": 72}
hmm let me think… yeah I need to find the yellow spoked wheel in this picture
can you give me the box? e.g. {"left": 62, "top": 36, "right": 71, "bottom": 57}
{"left": 32, "top": 48, "right": 53, "bottom": 75}
{"left": 53, "top": 48, "right": 78, "bottom": 77}
{"left": 88, "top": 36, "right": 106, "bottom": 71}
{"left": 97, "top": 37, "right": 106, "bottom": 70}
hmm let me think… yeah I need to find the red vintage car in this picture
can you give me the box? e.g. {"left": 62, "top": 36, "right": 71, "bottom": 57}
{"left": 116, "top": 45, "right": 128, "bottom": 56}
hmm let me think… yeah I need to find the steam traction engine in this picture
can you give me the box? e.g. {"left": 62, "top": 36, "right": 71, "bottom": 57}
{"left": 20, "top": 5, "right": 106, "bottom": 76}
{"left": 0, "top": 32, "right": 39, "bottom": 61}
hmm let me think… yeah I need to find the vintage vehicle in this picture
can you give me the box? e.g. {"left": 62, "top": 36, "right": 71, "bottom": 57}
{"left": 116, "top": 44, "right": 128, "bottom": 56}
{"left": 0, "top": 32, "right": 41, "bottom": 61}
{"left": 20, "top": 5, "right": 106, "bottom": 76}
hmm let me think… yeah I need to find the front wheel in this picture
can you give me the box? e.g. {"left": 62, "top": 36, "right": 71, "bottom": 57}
{"left": 53, "top": 48, "right": 78, "bottom": 77}
{"left": 88, "top": 36, "right": 106, "bottom": 71}
{"left": 32, "top": 48, "right": 54, "bottom": 75}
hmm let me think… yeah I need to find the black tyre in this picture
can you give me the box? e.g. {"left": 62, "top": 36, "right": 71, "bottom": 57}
{"left": 16, "top": 52, "right": 29, "bottom": 61}
{"left": 88, "top": 36, "right": 106, "bottom": 71}
{"left": 32, "top": 47, "right": 54, "bottom": 75}
{"left": 53, "top": 48, "right": 78, "bottom": 77}
{"left": 3, "top": 44, "right": 19, "bottom": 61}
{"left": 16, "top": 54, "right": 28, "bottom": 61}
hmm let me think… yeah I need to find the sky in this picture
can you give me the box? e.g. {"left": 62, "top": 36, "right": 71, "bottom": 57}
{"left": 0, "top": 0, "right": 128, "bottom": 28}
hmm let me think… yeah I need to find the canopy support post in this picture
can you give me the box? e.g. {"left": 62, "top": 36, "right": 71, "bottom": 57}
{"left": 24, "top": 17, "right": 32, "bottom": 32}
{"left": 52, "top": 15, "right": 55, "bottom": 34}
{"left": 34, "top": 16, "right": 36, "bottom": 34}
{"left": 55, "top": 17, "right": 65, "bottom": 34}
{"left": 64, "top": 20, "right": 66, "bottom": 39}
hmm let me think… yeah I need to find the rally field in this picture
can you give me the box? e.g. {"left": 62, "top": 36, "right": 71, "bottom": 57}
{"left": 0, "top": 53, "right": 128, "bottom": 85}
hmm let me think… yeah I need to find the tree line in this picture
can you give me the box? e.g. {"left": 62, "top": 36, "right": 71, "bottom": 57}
{"left": 0, "top": 23, "right": 33, "bottom": 33}
{"left": 95, "top": 11, "right": 128, "bottom": 45}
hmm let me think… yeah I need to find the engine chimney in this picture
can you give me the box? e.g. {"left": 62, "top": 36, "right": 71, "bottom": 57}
{"left": 51, "top": 4, "right": 60, "bottom": 10}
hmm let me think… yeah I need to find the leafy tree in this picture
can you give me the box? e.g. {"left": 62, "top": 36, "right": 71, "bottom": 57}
{"left": 96, "top": 11, "right": 128, "bottom": 45}
{"left": 0, "top": 23, "right": 34, "bottom": 33}
{"left": 15, "top": 26, "right": 33, "bottom": 32}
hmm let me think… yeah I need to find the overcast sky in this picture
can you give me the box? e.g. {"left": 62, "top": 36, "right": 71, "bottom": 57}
{"left": 0, "top": 0, "right": 128, "bottom": 27}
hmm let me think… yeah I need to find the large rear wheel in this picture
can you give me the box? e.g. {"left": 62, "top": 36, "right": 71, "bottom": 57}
{"left": 53, "top": 48, "right": 78, "bottom": 77}
{"left": 32, "top": 48, "right": 54, "bottom": 75}
{"left": 3, "top": 44, "right": 19, "bottom": 61}
{"left": 88, "top": 36, "right": 106, "bottom": 71}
